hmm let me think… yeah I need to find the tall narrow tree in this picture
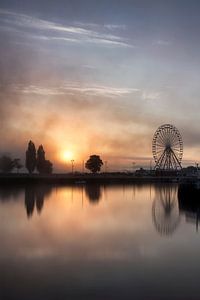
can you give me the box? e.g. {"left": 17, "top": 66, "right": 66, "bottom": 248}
{"left": 37, "top": 145, "right": 45, "bottom": 174}
{"left": 36, "top": 145, "right": 53, "bottom": 174}
{"left": 26, "top": 141, "right": 36, "bottom": 174}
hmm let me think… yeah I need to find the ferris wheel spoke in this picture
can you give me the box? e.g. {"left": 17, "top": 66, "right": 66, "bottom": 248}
{"left": 156, "top": 134, "right": 166, "bottom": 145}
{"left": 156, "top": 148, "right": 166, "bottom": 154}
{"left": 159, "top": 128, "right": 168, "bottom": 143}
{"left": 155, "top": 144, "right": 166, "bottom": 150}
{"left": 171, "top": 140, "right": 181, "bottom": 146}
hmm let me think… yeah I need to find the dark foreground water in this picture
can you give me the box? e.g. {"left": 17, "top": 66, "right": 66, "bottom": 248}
{"left": 0, "top": 183, "right": 200, "bottom": 300}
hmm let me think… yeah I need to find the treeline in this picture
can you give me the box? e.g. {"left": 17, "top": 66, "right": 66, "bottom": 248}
{"left": 0, "top": 156, "right": 22, "bottom": 173}
{"left": 26, "top": 141, "right": 53, "bottom": 174}
{"left": 0, "top": 140, "right": 53, "bottom": 174}
{"left": 0, "top": 141, "right": 104, "bottom": 174}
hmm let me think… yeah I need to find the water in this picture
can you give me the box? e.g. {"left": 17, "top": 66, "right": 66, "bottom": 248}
{"left": 1, "top": 183, "right": 200, "bottom": 300}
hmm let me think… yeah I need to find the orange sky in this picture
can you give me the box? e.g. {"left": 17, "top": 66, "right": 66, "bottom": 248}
{"left": 0, "top": 7, "right": 200, "bottom": 171}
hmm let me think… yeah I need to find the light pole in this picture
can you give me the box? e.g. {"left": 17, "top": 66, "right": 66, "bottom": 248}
{"left": 82, "top": 160, "right": 84, "bottom": 173}
{"left": 132, "top": 162, "right": 135, "bottom": 173}
{"left": 104, "top": 161, "right": 108, "bottom": 173}
{"left": 71, "top": 159, "right": 74, "bottom": 174}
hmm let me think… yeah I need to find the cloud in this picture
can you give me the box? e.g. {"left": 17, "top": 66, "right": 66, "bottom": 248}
{"left": 153, "top": 40, "right": 171, "bottom": 46}
{"left": 9, "top": 83, "right": 140, "bottom": 98}
{"left": 142, "top": 91, "right": 161, "bottom": 100}
{"left": 0, "top": 9, "right": 132, "bottom": 48}
{"left": 104, "top": 24, "right": 127, "bottom": 30}
{"left": 74, "top": 22, "right": 127, "bottom": 31}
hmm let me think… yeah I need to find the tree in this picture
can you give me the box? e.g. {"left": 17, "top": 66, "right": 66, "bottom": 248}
{"left": 37, "top": 145, "right": 45, "bottom": 174}
{"left": 37, "top": 145, "right": 53, "bottom": 174}
{"left": 0, "top": 155, "right": 15, "bottom": 173}
{"left": 13, "top": 158, "right": 23, "bottom": 173}
{"left": 43, "top": 160, "right": 53, "bottom": 174}
{"left": 85, "top": 155, "right": 103, "bottom": 173}
{"left": 26, "top": 141, "right": 36, "bottom": 174}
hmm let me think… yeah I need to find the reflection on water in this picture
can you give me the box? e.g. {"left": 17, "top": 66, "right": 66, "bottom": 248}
{"left": 25, "top": 185, "right": 52, "bottom": 217}
{"left": 152, "top": 185, "right": 180, "bottom": 236}
{"left": 85, "top": 184, "right": 102, "bottom": 204}
{"left": 0, "top": 183, "right": 199, "bottom": 230}
{"left": 178, "top": 184, "right": 200, "bottom": 231}
{"left": 24, "top": 184, "right": 103, "bottom": 216}
{"left": 1, "top": 183, "right": 200, "bottom": 300}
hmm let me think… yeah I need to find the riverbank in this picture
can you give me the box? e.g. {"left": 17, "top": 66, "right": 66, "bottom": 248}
{"left": 0, "top": 173, "right": 194, "bottom": 184}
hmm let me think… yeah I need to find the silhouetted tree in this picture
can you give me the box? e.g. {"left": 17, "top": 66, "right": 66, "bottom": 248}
{"left": 13, "top": 158, "right": 23, "bottom": 173}
{"left": 37, "top": 145, "right": 45, "bottom": 174}
{"left": 37, "top": 145, "right": 53, "bottom": 174}
{"left": 0, "top": 155, "right": 15, "bottom": 173}
{"left": 85, "top": 155, "right": 103, "bottom": 173}
{"left": 43, "top": 160, "right": 53, "bottom": 174}
{"left": 26, "top": 141, "right": 36, "bottom": 174}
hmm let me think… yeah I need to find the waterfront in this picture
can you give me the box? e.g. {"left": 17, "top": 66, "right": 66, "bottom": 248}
{"left": 1, "top": 183, "right": 200, "bottom": 300}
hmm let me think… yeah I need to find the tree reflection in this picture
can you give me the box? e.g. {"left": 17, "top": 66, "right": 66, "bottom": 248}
{"left": 0, "top": 186, "right": 23, "bottom": 201}
{"left": 25, "top": 184, "right": 52, "bottom": 218}
{"left": 152, "top": 185, "right": 180, "bottom": 236}
{"left": 25, "top": 185, "right": 35, "bottom": 217}
{"left": 85, "top": 184, "right": 102, "bottom": 204}
{"left": 178, "top": 184, "right": 200, "bottom": 231}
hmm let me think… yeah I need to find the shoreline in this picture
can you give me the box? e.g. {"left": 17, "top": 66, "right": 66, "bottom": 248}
{"left": 0, "top": 173, "right": 195, "bottom": 184}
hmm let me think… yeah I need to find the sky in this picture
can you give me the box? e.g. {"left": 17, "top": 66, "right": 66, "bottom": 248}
{"left": 0, "top": 0, "right": 200, "bottom": 172}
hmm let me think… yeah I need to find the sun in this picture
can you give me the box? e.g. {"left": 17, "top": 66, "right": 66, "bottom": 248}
{"left": 62, "top": 150, "right": 74, "bottom": 161}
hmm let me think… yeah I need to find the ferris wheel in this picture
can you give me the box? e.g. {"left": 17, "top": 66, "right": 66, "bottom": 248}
{"left": 152, "top": 124, "right": 183, "bottom": 170}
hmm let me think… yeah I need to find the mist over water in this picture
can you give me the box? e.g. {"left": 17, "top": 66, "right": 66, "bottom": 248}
{"left": 0, "top": 183, "right": 200, "bottom": 300}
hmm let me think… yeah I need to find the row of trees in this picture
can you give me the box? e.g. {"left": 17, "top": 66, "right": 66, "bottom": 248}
{"left": 0, "top": 141, "right": 53, "bottom": 174}
{"left": 26, "top": 141, "right": 53, "bottom": 174}
{"left": 0, "top": 156, "right": 23, "bottom": 173}
{"left": 0, "top": 142, "right": 103, "bottom": 174}
{"left": 25, "top": 145, "right": 103, "bottom": 174}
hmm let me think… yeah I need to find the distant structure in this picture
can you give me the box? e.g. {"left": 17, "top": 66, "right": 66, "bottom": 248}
{"left": 152, "top": 124, "right": 183, "bottom": 170}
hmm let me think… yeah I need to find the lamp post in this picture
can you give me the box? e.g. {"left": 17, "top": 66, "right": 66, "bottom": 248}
{"left": 82, "top": 160, "right": 84, "bottom": 173}
{"left": 132, "top": 162, "right": 135, "bottom": 173}
{"left": 71, "top": 159, "right": 74, "bottom": 174}
{"left": 104, "top": 161, "right": 108, "bottom": 173}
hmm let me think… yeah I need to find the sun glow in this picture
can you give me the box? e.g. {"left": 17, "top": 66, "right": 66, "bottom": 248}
{"left": 61, "top": 150, "right": 74, "bottom": 161}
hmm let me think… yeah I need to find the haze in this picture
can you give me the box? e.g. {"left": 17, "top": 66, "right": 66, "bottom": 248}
{"left": 0, "top": 0, "right": 200, "bottom": 171}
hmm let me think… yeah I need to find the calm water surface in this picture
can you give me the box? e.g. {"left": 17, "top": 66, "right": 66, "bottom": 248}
{"left": 0, "top": 183, "right": 200, "bottom": 300}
